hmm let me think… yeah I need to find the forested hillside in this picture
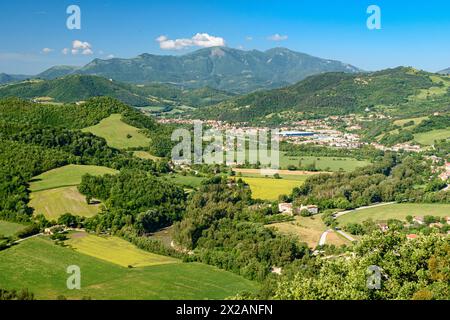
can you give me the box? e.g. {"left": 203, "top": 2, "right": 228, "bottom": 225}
{"left": 194, "top": 67, "right": 450, "bottom": 122}
{"left": 0, "top": 75, "right": 233, "bottom": 108}
{"left": 0, "top": 97, "right": 173, "bottom": 222}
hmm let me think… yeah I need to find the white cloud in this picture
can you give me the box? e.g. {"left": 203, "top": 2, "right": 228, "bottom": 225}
{"left": 106, "top": 54, "right": 115, "bottom": 59}
{"left": 41, "top": 48, "right": 54, "bottom": 54}
{"left": 267, "top": 33, "right": 288, "bottom": 41}
{"left": 245, "top": 36, "right": 253, "bottom": 41}
{"left": 72, "top": 40, "right": 91, "bottom": 50}
{"left": 82, "top": 48, "right": 93, "bottom": 55}
{"left": 64, "top": 40, "right": 93, "bottom": 55}
{"left": 156, "top": 33, "right": 225, "bottom": 50}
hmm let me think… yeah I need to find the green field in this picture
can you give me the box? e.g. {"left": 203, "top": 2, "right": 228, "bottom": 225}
{"left": 82, "top": 114, "right": 151, "bottom": 149}
{"left": 30, "top": 164, "right": 118, "bottom": 192}
{"left": 414, "top": 128, "right": 450, "bottom": 145}
{"left": 67, "top": 233, "right": 178, "bottom": 267}
{"left": 337, "top": 203, "right": 450, "bottom": 225}
{"left": 30, "top": 186, "right": 102, "bottom": 219}
{"left": 0, "top": 237, "right": 257, "bottom": 300}
{"left": 241, "top": 176, "right": 307, "bottom": 200}
{"left": 280, "top": 153, "right": 370, "bottom": 172}
{"left": 411, "top": 75, "right": 450, "bottom": 101}
{"left": 165, "top": 174, "right": 206, "bottom": 189}
{"left": 0, "top": 220, "right": 27, "bottom": 237}
{"left": 393, "top": 116, "right": 428, "bottom": 127}
{"left": 269, "top": 215, "right": 350, "bottom": 249}
{"left": 133, "top": 150, "right": 162, "bottom": 161}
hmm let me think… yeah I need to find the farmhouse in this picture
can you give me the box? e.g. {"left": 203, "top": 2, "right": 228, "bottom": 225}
{"left": 429, "top": 222, "right": 443, "bottom": 229}
{"left": 378, "top": 223, "right": 389, "bottom": 232}
{"left": 278, "top": 203, "right": 293, "bottom": 214}
{"left": 413, "top": 216, "right": 425, "bottom": 225}
{"left": 303, "top": 205, "right": 319, "bottom": 215}
{"left": 406, "top": 234, "right": 418, "bottom": 240}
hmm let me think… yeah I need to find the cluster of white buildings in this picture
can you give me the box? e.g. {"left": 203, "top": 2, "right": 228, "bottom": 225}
{"left": 278, "top": 203, "right": 319, "bottom": 216}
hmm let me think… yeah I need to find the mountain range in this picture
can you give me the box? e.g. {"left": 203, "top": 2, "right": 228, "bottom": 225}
{"left": 439, "top": 68, "right": 450, "bottom": 75}
{"left": 25, "top": 47, "right": 361, "bottom": 93}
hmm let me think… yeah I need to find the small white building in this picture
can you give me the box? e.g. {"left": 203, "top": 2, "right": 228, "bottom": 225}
{"left": 413, "top": 216, "right": 425, "bottom": 225}
{"left": 297, "top": 204, "right": 319, "bottom": 215}
{"left": 278, "top": 203, "right": 293, "bottom": 214}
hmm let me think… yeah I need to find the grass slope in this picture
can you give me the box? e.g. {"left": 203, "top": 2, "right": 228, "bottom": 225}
{"left": 0, "top": 237, "right": 257, "bottom": 300}
{"left": 30, "top": 186, "right": 102, "bottom": 219}
{"left": 280, "top": 154, "right": 370, "bottom": 172}
{"left": 414, "top": 128, "right": 450, "bottom": 145}
{"left": 82, "top": 114, "right": 150, "bottom": 149}
{"left": 30, "top": 164, "right": 118, "bottom": 192}
{"left": 337, "top": 203, "right": 450, "bottom": 225}
{"left": 269, "top": 215, "right": 350, "bottom": 248}
{"left": 67, "top": 233, "right": 178, "bottom": 268}
{"left": 0, "top": 220, "right": 27, "bottom": 237}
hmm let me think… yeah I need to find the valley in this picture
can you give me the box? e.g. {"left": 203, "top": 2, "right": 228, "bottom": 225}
{"left": 0, "top": 52, "right": 448, "bottom": 302}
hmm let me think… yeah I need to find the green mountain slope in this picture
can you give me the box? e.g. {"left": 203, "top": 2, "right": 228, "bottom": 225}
{"left": 38, "top": 47, "right": 361, "bottom": 93}
{"left": 37, "top": 65, "right": 80, "bottom": 79}
{"left": 0, "top": 75, "right": 233, "bottom": 107}
{"left": 194, "top": 67, "right": 450, "bottom": 122}
{"left": 0, "top": 73, "right": 30, "bottom": 85}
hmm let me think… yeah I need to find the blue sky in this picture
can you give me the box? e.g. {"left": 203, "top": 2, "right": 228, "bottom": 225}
{"left": 1, "top": 0, "right": 449, "bottom": 74}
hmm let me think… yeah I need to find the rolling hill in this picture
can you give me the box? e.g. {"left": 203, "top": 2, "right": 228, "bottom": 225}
{"left": 193, "top": 67, "right": 450, "bottom": 122}
{"left": 0, "top": 73, "right": 30, "bottom": 85}
{"left": 439, "top": 68, "right": 450, "bottom": 75}
{"left": 36, "top": 47, "right": 361, "bottom": 93}
{"left": 0, "top": 75, "right": 233, "bottom": 107}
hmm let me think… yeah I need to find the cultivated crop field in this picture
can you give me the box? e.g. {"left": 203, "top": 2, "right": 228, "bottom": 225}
{"left": 0, "top": 237, "right": 257, "bottom": 300}
{"left": 337, "top": 203, "right": 450, "bottom": 225}
{"left": 67, "top": 233, "right": 178, "bottom": 267}
{"left": 28, "top": 165, "right": 118, "bottom": 219}
{"left": 240, "top": 176, "right": 307, "bottom": 200}
{"left": 30, "top": 164, "right": 118, "bottom": 192}
{"left": 30, "top": 186, "right": 102, "bottom": 219}
{"left": 82, "top": 114, "right": 150, "bottom": 149}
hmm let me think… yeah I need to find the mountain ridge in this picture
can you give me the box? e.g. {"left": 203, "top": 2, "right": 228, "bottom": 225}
{"left": 192, "top": 67, "right": 450, "bottom": 122}
{"left": 0, "top": 74, "right": 233, "bottom": 107}
{"left": 34, "top": 47, "right": 362, "bottom": 93}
